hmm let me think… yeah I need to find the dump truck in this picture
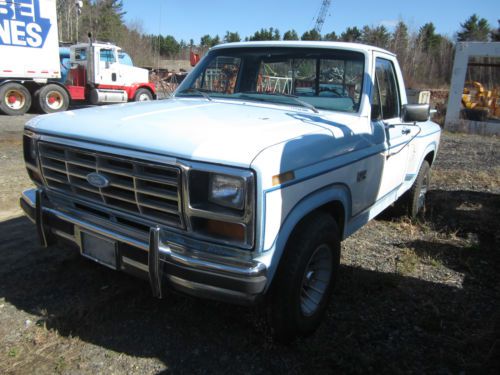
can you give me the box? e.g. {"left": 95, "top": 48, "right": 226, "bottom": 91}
{"left": 0, "top": 0, "right": 155, "bottom": 116}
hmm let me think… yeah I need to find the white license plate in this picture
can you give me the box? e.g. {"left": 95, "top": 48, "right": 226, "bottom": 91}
{"left": 81, "top": 231, "right": 117, "bottom": 269}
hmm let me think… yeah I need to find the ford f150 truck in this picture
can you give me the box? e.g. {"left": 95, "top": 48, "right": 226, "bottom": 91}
{"left": 20, "top": 41, "right": 441, "bottom": 341}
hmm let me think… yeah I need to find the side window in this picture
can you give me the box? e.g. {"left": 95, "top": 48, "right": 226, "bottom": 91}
{"left": 75, "top": 48, "right": 86, "bottom": 61}
{"left": 373, "top": 58, "right": 400, "bottom": 120}
{"left": 100, "top": 49, "right": 116, "bottom": 63}
{"left": 194, "top": 56, "right": 241, "bottom": 94}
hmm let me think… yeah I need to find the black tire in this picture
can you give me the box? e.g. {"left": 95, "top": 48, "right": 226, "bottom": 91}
{"left": 36, "top": 84, "right": 69, "bottom": 114}
{"left": 389, "top": 160, "right": 431, "bottom": 220}
{"left": 133, "top": 88, "right": 153, "bottom": 102}
{"left": 268, "top": 212, "right": 341, "bottom": 342}
{"left": 407, "top": 160, "right": 431, "bottom": 219}
{"left": 0, "top": 82, "right": 31, "bottom": 116}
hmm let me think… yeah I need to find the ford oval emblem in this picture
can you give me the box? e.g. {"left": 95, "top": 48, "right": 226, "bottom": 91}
{"left": 86, "top": 172, "right": 110, "bottom": 188}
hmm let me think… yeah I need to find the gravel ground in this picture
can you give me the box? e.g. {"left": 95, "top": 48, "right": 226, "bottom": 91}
{"left": 0, "top": 114, "right": 499, "bottom": 374}
{"left": 0, "top": 114, "right": 35, "bottom": 218}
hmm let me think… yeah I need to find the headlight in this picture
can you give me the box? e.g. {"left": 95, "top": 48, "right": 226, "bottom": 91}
{"left": 209, "top": 174, "right": 245, "bottom": 210}
{"left": 23, "top": 134, "right": 38, "bottom": 165}
{"left": 23, "top": 132, "right": 43, "bottom": 185}
{"left": 187, "top": 166, "right": 255, "bottom": 249}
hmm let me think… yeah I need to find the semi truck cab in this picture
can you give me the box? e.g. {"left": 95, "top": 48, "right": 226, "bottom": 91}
{"left": 66, "top": 41, "right": 155, "bottom": 105}
{"left": 0, "top": 0, "right": 156, "bottom": 116}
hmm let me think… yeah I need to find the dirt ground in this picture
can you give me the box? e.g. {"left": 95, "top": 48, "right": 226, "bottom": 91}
{"left": 0, "top": 113, "right": 499, "bottom": 374}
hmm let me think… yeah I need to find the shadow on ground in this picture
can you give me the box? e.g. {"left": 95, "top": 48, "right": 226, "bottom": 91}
{"left": 426, "top": 189, "right": 500, "bottom": 250}
{"left": 0, "top": 189, "right": 498, "bottom": 374}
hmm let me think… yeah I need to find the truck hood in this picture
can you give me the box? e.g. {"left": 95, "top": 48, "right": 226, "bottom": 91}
{"left": 26, "top": 98, "right": 336, "bottom": 168}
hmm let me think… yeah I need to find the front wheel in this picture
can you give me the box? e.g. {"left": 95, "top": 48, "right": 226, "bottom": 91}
{"left": 390, "top": 160, "right": 431, "bottom": 220}
{"left": 0, "top": 82, "right": 31, "bottom": 115}
{"left": 268, "top": 212, "right": 340, "bottom": 342}
{"left": 133, "top": 88, "right": 153, "bottom": 102}
{"left": 407, "top": 160, "right": 431, "bottom": 219}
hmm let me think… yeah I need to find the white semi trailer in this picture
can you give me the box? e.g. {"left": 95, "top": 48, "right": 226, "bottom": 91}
{"left": 0, "top": 0, "right": 155, "bottom": 116}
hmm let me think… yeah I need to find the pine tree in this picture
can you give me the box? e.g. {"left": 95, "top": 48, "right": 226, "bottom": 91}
{"left": 249, "top": 28, "right": 280, "bottom": 41}
{"left": 273, "top": 28, "right": 281, "bottom": 40}
{"left": 392, "top": 21, "right": 409, "bottom": 51}
{"left": 418, "top": 23, "right": 440, "bottom": 52}
{"left": 457, "top": 14, "right": 490, "bottom": 41}
{"left": 200, "top": 35, "right": 213, "bottom": 47}
{"left": 224, "top": 31, "right": 241, "bottom": 43}
{"left": 283, "top": 30, "right": 299, "bottom": 40}
{"left": 390, "top": 21, "right": 410, "bottom": 73}
{"left": 301, "top": 29, "right": 321, "bottom": 41}
{"left": 323, "top": 31, "right": 338, "bottom": 41}
{"left": 158, "top": 35, "right": 180, "bottom": 57}
{"left": 211, "top": 35, "right": 221, "bottom": 46}
{"left": 361, "top": 25, "right": 390, "bottom": 48}
{"left": 340, "top": 27, "right": 362, "bottom": 42}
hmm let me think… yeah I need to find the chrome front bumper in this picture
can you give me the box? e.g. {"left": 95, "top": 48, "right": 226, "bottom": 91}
{"left": 20, "top": 188, "right": 267, "bottom": 305}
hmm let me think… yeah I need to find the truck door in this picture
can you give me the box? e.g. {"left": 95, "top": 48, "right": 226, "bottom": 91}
{"left": 95, "top": 47, "right": 120, "bottom": 85}
{"left": 371, "top": 55, "right": 413, "bottom": 199}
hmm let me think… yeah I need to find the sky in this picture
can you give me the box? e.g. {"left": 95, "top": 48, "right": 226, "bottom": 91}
{"left": 121, "top": 0, "right": 499, "bottom": 43}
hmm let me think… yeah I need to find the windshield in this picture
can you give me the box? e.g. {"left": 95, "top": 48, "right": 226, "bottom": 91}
{"left": 176, "top": 47, "right": 365, "bottom": 113}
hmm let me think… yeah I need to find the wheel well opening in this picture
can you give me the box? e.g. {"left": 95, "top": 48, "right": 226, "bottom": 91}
{"left": 136, "top": 86, "right": 155, "bottom": 99}
{"left": 424, "top": 151, "right": 435, "bottom": 166}
{"left": 289, "top": 201, "right": 345, "bottom": 245}
{"left": 321, "top": 201, "right": 345, "bottom": 238}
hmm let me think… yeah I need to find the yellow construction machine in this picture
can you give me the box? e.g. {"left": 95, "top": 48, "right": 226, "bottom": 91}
{"left": 462, "top": 81, "right": 500, "bottom": 121}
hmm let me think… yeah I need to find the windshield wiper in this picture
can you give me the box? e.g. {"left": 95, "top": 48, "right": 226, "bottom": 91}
{"left": 238, "top": 91, "right": 319, "bottom": 113}
{"left": 177, "top": 88, "right": 212, "bottom": 101}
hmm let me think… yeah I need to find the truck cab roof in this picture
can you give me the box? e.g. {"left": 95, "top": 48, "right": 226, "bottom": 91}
{"left": 71, "top": 42, "right": 122, "bottom": 51}
{"left": 210, "top": 40, "right": 396, "bottom": 57}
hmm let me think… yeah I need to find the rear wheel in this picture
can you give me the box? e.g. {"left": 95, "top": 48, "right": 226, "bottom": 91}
{"left": 0, "top": 82, "right": 31, "bottom": 115}
{"left": 133, "top": 88, "right": 153, "bottom": 102}
{"left": 36, "top": 84, "right": 69, "bottom": 114}
{"left": 268, "top": 212, "right": 340, "bottom": 342}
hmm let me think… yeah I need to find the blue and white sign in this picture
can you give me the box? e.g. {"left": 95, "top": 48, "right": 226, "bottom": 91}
{"left": 0, "top": 0, "right": 51, "bottom": 48}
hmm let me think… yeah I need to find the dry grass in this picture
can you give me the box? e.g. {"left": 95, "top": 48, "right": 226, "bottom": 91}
{"left": 433, "top": 167, "right": 500, "bottom": 191}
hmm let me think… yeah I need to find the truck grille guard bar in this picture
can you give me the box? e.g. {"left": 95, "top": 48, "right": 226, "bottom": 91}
{"left": 148, "top": 227, "right": 163, "bottom": 298}
{"left": 35, "top": 189, "right": 167, "bottom": 298}
{"left": 35, "top": 189, "right": 50, "bottom": 248}
{"left": 27, "top": 188, "right": 266, "bottom": 301}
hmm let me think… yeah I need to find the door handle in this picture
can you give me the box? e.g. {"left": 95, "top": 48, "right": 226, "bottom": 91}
{"left": 401, "top": 128, "right": 411, "bottom": 135}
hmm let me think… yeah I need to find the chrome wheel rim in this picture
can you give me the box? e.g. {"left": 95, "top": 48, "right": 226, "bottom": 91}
{"left": 417, "top": 173, "right": 429, "bottom": 212}
{"left": 138, "top": 92, "right": 151, "bottom": 101}
{"left": 45, "top": 90, "right": 64, "bottom": 110}
{"left": 300, "top": 244, "right": 333, "bottom": 316}
{"left": 5, "top": 89, "right": 26, "bottom": 110}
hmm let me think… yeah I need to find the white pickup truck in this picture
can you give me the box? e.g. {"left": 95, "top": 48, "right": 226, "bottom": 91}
{"left": 20, "top": 41, "right": 441, "bottom": 341}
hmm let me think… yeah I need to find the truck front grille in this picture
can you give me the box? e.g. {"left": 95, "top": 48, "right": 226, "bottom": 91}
{"left": 38, "top": 142, "right": 183, "bottom": 228}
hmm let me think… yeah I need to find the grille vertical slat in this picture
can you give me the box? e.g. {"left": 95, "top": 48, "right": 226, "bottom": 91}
{"left": 39, "top": 142, "right": 183, "bottom": 228}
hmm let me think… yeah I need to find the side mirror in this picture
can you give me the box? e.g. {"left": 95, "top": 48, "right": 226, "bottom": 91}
{"left": 402, "top": 104, "right": 430, "bottom": 122}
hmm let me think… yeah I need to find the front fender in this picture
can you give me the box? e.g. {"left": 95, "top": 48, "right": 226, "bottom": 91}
{"left": 258, "top": 183, "right": 351, "bottom": 287}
